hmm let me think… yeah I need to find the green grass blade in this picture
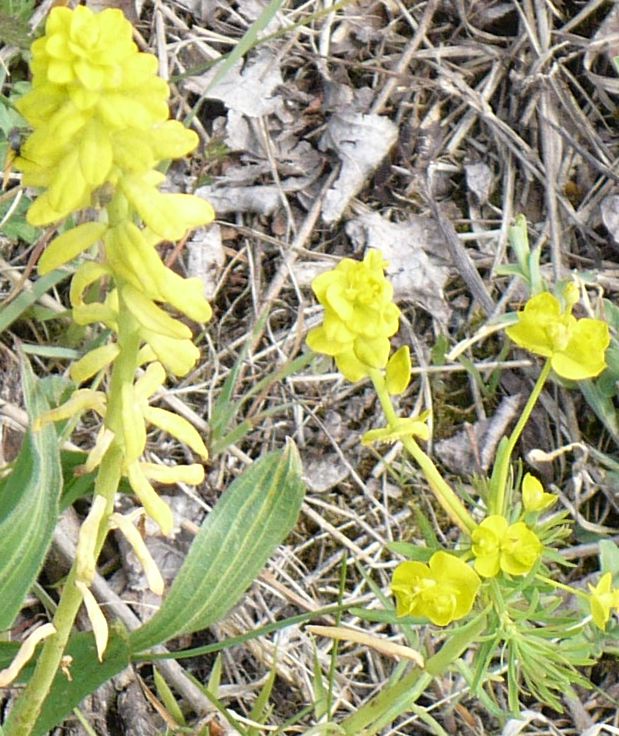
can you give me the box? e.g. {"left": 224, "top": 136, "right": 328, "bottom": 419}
{"left": 0, "top": 268, "right": 69, "bottom": 333}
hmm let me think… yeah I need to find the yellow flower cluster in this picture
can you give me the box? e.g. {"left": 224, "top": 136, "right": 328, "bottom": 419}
{"left": 506, "top": 289, "right": 609, "bottom": 380}
{"left": 306, "top": 250, "right": 401, "bottom": 382}
{"left": 392, "top": 552, "right": 480, "bottom": 626}
{"left": 471, "top": 515, "right": 542, "bottom": 578}
{"left": 22, "top": 7, "right": 214, "bottom": 535}
{"left": 16, "top": 5, "right": 212, "bottom": 232}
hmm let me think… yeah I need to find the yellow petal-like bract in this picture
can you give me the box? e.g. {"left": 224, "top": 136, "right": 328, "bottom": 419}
{"left": 506, "top": 291, "right": 609, "bottom": 380}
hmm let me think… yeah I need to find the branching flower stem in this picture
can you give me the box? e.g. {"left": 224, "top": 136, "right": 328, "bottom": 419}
{"left": 490, "top": 359, "right": 552, "bottom": 516}
{"left": 368, "top": 369, "right": 476, "bottom": 535}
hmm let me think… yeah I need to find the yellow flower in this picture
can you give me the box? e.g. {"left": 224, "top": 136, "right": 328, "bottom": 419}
{"left": 306, "top": 250, "right": 400, "bottom": 382}
{"left": 392, "top": 551, "right": 480, "bottom": 626}
{"left": 472, "top": 515, "right": 542, "bottom": 577}
{"left": 505, "top": 292, "right": 609, "bottom": 380}
{"left": 588, "top": 572, "right": 619, "bottom": 630}
{"left": 521, "top": 473, "right": 557, "bottom": 513}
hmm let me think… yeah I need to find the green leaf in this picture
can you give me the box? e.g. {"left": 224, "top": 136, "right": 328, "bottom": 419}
{"left": 32, "top": 627, "right": 130, "bottom": 736}
{"left": 0, "top": 356, "right": 62, "bottom": 629}
{"left": 130, "top": 440, "right": 305, "bottom": 652}
{"left": 579, "top": 379, "right": 619, "bottom": 442}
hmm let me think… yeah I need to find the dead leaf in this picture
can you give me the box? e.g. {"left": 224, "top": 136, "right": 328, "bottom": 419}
{"left": 185, "top": 48, "right": 284, "bottom": 118}
{"left": 465, "top": 161, "right": 494, "bottom": 204}
{"left": 186, "top": 224, "right": 225, "bottom": 301}
{"left": 346, "top": 212, "right": 450, "bottom": 324}
{"left": 321, "top": 113, "right": 399, "bottom": 223}
{"left": 601, "top": 195, "right": 619, "bottom": 244}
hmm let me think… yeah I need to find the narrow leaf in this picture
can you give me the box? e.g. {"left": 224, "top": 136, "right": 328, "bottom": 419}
{"left": 0, "top": 356, "right": 62, "bottom": 629}
{"left": 130, "top": 440, "right": 305, "bottom": 652}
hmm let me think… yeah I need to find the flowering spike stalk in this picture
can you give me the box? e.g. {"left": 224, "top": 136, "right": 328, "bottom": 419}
{"left": 4, "top": 7, "right": 214, "bottom": 733}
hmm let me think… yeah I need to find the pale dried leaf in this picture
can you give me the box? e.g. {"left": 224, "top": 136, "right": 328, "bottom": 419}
{"left": 304, "top": 455, "right": 349, "bottom": 493}
{"left": 345, "top": 212, "right": 450, "bottom": 323}
{"left": 185, "top": 48, "right": 284, "bottom": 117}
{"left": 465, "top": 161, "right": 494, "bottom": 204}
{"left": 187, "top": 224, "right": 225, "bottom": 301}
{"left": 321, "top": 113, "right": 399, "bottom": 223}
{"left": 195, "top": 184, "right": 281, "bottom": 215}
{"left": 601, "top": 195, "right": 619, "bottom": 244}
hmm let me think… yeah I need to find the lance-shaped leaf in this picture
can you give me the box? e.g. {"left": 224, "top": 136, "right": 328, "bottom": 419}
{"left": 130, "top": 440, "right": 305, "bottom": 652}
{"left": 0, "top": 358, "right": 62, "bottom": 629}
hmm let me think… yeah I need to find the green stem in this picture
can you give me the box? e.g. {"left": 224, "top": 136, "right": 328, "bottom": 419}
{"left": 3, "top": 572, "right": 83, "bottom": 736}
{"left": 368, "top": 370, "right": 476, "bottom": 535}
{"left": 490, "top": 359, "right": 551, "bottom": 516}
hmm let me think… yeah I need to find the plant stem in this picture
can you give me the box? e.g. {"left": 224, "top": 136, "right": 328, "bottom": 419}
{"left": 491, "top": 359, "right": 551, "bottom": 516}
{"left": 3, "top": 572, "right": 83, "bottom": 735}
{"left": 368, "top": 369, "right": 476, "bottom": 535}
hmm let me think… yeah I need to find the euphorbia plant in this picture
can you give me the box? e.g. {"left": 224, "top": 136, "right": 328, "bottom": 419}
{"left": 0, "top": 7, "right": 304, "bottom": 734}
{"left": 306, "top": 245, "right": 617, "bottom": 732}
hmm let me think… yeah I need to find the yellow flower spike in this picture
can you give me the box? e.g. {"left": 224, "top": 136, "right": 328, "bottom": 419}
{"left": 362, "top": 413, "right": 430, "bottom": 446}
{"left": 108, "top": 512, "right": 165, "bottom": 595}
{"left": 385, "top": 346, "right": 411, "bottom": 395}
{"left": 70, "top": 343, "right": 121, "bottom": 384}
{"left": 143, "top": 406, "right": 209, "bottom": 461}
{"left": 120, "top": 284, "right": 192, "bottom": 340}
{"left": 75, "top": 581, "right": 109, "bottom": 661}
{"left": 472, "top": 515, "right": 542, "bottom": 578}
{"left": 120, "top": 383, "right": 147, "bottom": 465}
{"left": 126, "top": 461, "right": 174, "bottom": 535}
{"left": 521, "top": 473, "right": 557, "bottom": 513}
{"left": 140, "top": 462, "right": 205, "bottom": 485}
{"left": 392, "top": 551, "right": 480, "bottom": 626}
{"left": 0, "top": 624, "right": 57, "bottom": 687}
{"left": 505, "top": 291, "right": 610, "bottom": 380}
{"left": 38, "top": 222, "right": 107, "bottom": 275}
{"left": 75, "top": 494, "right": 108, "bottom": 584}
{"left": 33, "top": 389, "right": 107, "bottom": 430}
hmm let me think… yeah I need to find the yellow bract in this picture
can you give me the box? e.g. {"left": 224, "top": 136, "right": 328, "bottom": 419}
{"left": 522, "top": 473, "right": 557, "bottom": 513}
{"left": 588, "top": 572, "right": 619, "bottom": 630}
{"left": 362, "top": 413, "right": 429, "bottom": 446}
{"left": 392, "top": 551, "right": 480, "bottom": 626}
{"left": 471, "top": 515, "right": 542, "bottom": 577}
{"left": 306, "top": 250, "right": 400, "bottom": 382}
{"left": 505, "top": 291, "right": 609, "bottom": 380}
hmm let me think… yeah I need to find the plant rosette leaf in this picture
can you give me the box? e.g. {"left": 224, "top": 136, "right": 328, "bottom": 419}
{"left": 0, "top": 356, "right": 62, "bottom": 629}
{"left": 130, "top": 440, "right": 305, "bottom": 652}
